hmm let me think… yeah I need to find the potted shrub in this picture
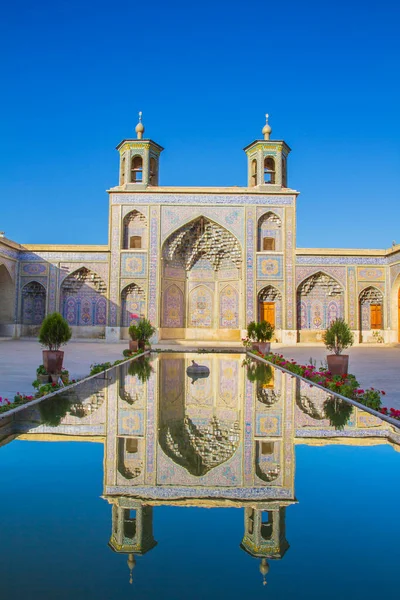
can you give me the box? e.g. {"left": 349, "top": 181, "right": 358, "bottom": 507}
{"left": 323, "top": 318, "right": 354, "bottom": 376}
{"left": 39, "top": 312, "right": 72, "bottom": 375}
{"left": 247, "top": 321, "right": 275, "bottom": 354}
{"left": 128, "top": 324, "right": 139, "bottom": 352}
{"left": 136, "top": 318, "right": 156, "bottom": 350}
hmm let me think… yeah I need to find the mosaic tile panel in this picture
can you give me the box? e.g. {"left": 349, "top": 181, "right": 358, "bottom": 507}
{"left": 121, "top": 253, "right": 147, "bottom": 278}
{"left": 357, "top": 267, "right": 385, "bottom": 281}
{"left": 148, "top": 207, "right": 159, "bottom": 326}
{"left": 118, "top": 410, "right": 144, "bottom": 436}
{"left": 296, "top": 266, "right": 346, "bottom": 287}
{"left": 21, "top": 262, "right": 48, "bottom": 276}
{"left": 112, "top": 193, "right": 295, "bottom": 206}
{"left": 285, "top": 207, "right": 294, "bottom": 329}
{"left": 246, "top": 207, "right": 255, "bottom": 324}
{"left": 257, "top": 255, "right": 283, "bottom": 279}
{"left": 347, "top": 266, "right": 357, "bottom": 328}
{"left": 161, "top": 206, "right": 244, "bottom": 244}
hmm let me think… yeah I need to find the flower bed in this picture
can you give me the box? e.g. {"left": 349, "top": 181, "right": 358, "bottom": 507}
{"left": 0, "top": 350, "right": 144, "bottom": 416}
{"left": 249, "top": 350, "right": 399, "bottom": 421}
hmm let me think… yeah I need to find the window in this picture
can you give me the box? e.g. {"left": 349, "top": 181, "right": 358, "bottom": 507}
{"left": 264, "top": 157, "right": 275, "bottom": 184}
{"left": 261, "top": 442, "right": 274, "bottom": 455}
{"left": 150, "top": 157, "right": 157, "bottom": 185}
{"left": 251, "top": 159, "right": 258, "bottom": 187}
{"left": 129, "top": 236, "right": 142, "bottom": 249}
{"left": 263, "top": 237, "right": 275, "bottom": 251}
{"left": 131, "top": 156, "right": 143, "bottom": 183}
{"left": 126, "top": 438, "right": 138, "bottom": 453}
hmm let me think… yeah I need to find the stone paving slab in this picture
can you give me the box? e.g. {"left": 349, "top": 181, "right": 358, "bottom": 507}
{"left": 0, "top": 339, "right": 399, "bottom": 410}
{"left": 0, "top": 339, "right": 127, "bottom": 400}
{"left": 274, "top": 344, "right": 400, "bottom": 411}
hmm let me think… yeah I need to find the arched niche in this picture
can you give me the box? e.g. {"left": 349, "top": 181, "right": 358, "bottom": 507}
{"left": 117, "top": 437, "right": 143, "bottom": 480}
{"left": 21, "top": 281, "right": 46, "bottom": 334}
{"left": 258, "top": 285, "right": 282, "bottom": 329}
{"left": 255, "top": 440, "right": 281, "bottom": 483}
{"left": 359, "top": 286, "right": 384, "bottom": 342}
{"left": 60, "top": 267, "right": 107, "bottom": 329}
{"left": 257, "top": 212, "right": 282, "bottom": 252}
{"left": 120, "top": 282, "right": 146, "bottom": 330}
{"left": 296, "top": 271, "right": 344, "bottom": 341}
{"left": 0, "top": 263, "right": 15, "bottom": 336}
{"left": 160, "top": 216, "right": 242, "bottom": 340}
{"left": 122, "top": 210, "right": 148, "bottom": 250}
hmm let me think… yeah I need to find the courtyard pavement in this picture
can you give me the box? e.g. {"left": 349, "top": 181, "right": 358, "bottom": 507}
{"left": 0, "top": 339, "right": 399, "bottom": 410}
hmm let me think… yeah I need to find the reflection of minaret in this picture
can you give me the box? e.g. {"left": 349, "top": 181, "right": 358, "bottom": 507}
{"left": 240, "top": 505, "right": 289, "bottom": 586}
{"left": 108, "top": 501, "right": 157, "bottom": 584}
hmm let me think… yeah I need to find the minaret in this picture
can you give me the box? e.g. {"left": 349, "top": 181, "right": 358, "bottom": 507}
{"left": 116, "top": 112, "right": 164, "bottom": 189}
{"left": 244, "top": 114, "right": 291, "bottom": 189}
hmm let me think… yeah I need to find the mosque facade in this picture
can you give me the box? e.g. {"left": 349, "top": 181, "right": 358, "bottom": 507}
{"left": 1, "top": 114, "right": 400, "bottom": 344}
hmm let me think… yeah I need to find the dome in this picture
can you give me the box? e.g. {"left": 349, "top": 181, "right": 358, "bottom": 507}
{"left": 260, "top": 558, "right": 269, "bottom": 585}
{"left": 262, "top": 114, "right": 272, "bottom": 140}
{"left": 135, "top": 111, "right": 145, "bottom": 139}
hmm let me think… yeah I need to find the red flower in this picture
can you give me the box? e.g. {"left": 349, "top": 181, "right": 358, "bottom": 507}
{"left": 381, "top": 391, "right": 386, "bottom": 395}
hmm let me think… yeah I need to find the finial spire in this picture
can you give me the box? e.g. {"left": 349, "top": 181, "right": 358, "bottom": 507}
{"left": 262, "top": 113, "right": 272, "bottom": 140}
{"left": 135, "top": 111, "right": 145, "bottom": 139}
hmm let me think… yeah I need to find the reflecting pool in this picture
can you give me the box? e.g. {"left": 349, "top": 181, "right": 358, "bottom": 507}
{"left": 1, "top": 352, "right": 400, "bottom": 599}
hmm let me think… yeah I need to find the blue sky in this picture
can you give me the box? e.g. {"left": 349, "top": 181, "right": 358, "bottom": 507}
{"left": 1, "top": 0, "right": 399, "bottom": 248}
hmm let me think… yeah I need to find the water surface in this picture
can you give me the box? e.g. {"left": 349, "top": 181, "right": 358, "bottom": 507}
{"left": 1, "top": 352, "right": 399, "bottom": 599}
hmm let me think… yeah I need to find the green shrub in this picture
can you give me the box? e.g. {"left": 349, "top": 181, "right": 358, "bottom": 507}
{"left": 128, "top": 324, "right": 139, "bottom": 341}
{"left": 39, "top": 312, "right": 72, "bottom": 351}
{"left": 247, "top": 321, "right": 275, "bottom": 343}
{"left": 128, "top": 357, "right": 153, "bottom": 382}
{"left": 136, "top": 318, "right": 156, "bottom": 345}
{"left": 245, "top": 360, "right": 273, "bottom": 385}
{"left": 323, "top": 318, "right": 353, "bottom": 355}
{"left": 36, "top": 364, "right": 48, "bottom": 375}
{"left": 90, "top": 362, "right": 112, "bottom": 376}
{"left": 323, "top": 397, "right": 353, "bottom": 430}
{"left": 39, "top": 394, "right": 71, "bottom": 427}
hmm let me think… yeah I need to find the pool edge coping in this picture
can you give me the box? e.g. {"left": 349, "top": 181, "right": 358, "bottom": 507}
{"left": 0, "top": 350, "right": 150, "bottom": 421}
{"left": 247, "top": 351, "right": 400, "bottom": 431}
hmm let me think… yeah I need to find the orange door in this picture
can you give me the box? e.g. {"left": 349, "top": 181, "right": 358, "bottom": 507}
{"left": 260, "top": 302, "right": 275, "bottom": 326}
{"left": 370, "top": 304, "right": 382, "bottom": 329}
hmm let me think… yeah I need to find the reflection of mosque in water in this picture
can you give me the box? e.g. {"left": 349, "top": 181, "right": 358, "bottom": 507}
{"left": 6, "top": 353, "right": 400, "bottom": 585}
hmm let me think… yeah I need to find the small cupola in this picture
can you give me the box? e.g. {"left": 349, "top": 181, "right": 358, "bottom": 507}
{"left": 244, "top": 114, "right": 291, "bottom": 189}
{"left": 116, "top": 112, "right": 164, "bottom": 189}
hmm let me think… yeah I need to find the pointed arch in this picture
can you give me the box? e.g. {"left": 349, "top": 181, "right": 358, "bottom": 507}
{"left": 122, "top": 209, "right": 148, "bottom": 249}
{"left": 258, "top": 284, "right": 282, "bottom": 328}
{"left": 120, "top": 281, "right": 146, "bottom": 327}
{"left": 219, "top": 284, "right": 239, "bottom": 328}
{"left": 21, "top": 281, "right": 46, "bottom": 326}
{"left": 188, "top": 284, "right": 213, "bottom": 328}
{"left": 60, "top": 267, "right": 107, "bottom": 326}
{"left": 0, "top": 263, "right": 15, "bottom": 335}
{"left": 359, "top": 285, "right": 384, "bottom": 338}
{"left": 257, "top": 211, "right": 282, "bottom": 251}
{"left": 162, "top": 283, "right": 184, "bottom": 328}
{"left": 296, "top": 271, "right": 344, "bottom": 335}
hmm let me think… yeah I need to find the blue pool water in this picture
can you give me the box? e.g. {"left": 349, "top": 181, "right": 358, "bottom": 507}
{"left": 0, "top": 353, "right": 399, "bottom": 599}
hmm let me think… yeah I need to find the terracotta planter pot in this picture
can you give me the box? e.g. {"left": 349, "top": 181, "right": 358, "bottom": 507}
{"left": 327, "top": 354, "right": 349, "bottom": 376}
{"left": 138, "top": 340, "right": 146, "bottom": 350}
{"left": 257, "top": 342, "right": 271, "bottom": 355}
{"left": 129, "top": 340, "right": 139, "bottom": 352}
{"left": 37, "top": 373, "right": 50, "bottom": 384}
{"left": 42, "top": 350, "right": 64, "bottom": 374}
{"left": 251, "top": 342, "right": 260, "bottom": 352}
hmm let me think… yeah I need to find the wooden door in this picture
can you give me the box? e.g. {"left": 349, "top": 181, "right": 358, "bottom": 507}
{"left": 260, "top": 301, "right": 275, "bottom": 326}
{"left": 370, "top": 304, "right": 382, "bottom": 329}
